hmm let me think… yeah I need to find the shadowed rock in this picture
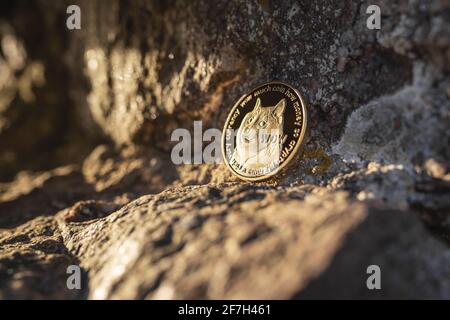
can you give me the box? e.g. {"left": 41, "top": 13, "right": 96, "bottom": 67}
{"left": 0, "top": 0, "right": 449, "bottom": 299}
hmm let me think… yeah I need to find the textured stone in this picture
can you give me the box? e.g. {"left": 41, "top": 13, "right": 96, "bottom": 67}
{"left": 1, "top": 184, "right": 448, "bottom": 299}
{"left": 0, "top": 216, "right": 83, "bottom": 300}
{"left": 0, "top": 1, "right": 95, "bottom": 180}
{"left": 0, "top": 0, "right": 449, "bottom": 300}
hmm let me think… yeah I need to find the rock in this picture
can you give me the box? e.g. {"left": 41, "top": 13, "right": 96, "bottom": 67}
{"left": 68, "top": 0, "right": 418, "bottom": 149}
{"left": 0, "top": 216, "right": 84, "bottom": 300}
{"left": 1, "top": 185, "right": 448, "bottom": 299}
{"left": 0, "top": 1, "right": 95, "bottom": 180}
{"left": 0, "top": 0, "right": 449, "bottom": 299}
{"left": 62, "top": 200, "right": 120, "bottom": 223}
{"left": 424, "top": 158, "right": 448, "bottom": 179}
{"left": 0, "top": 145, "right": 178, "bottom": 229}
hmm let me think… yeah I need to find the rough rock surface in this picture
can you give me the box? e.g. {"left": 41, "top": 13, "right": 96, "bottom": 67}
{"left": 0, "top": 0, "right": 449, "bottom": 299}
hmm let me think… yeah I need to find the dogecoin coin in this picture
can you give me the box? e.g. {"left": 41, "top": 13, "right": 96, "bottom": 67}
{"left": 222, "top": 82, "right": 307, "bottom": 181}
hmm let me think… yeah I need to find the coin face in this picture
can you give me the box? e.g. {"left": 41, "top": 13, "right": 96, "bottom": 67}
{"left": 222, "top": 82, "right": 307, "bottom": 181}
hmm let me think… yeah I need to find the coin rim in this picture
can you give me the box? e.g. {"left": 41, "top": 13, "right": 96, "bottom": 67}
{"left": 221, "top": 81, "right": 308, "bottom": 182}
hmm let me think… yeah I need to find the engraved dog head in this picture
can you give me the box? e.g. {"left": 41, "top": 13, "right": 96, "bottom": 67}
{"left": 232, "top": 98, "right": 285, "bottom": 170}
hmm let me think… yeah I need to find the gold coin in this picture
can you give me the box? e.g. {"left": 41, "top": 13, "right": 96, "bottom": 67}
{"left": 222, "top": 81, "right": 308, "bottom": 181}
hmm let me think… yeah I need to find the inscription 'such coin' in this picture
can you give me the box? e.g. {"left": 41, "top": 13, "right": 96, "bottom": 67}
{"left": 222, "top": 82, "right": 308, "bottom": 181}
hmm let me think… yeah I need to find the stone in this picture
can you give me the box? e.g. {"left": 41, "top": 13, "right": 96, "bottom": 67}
{"left": 1, "top": 184, "right": 449, "bottom": 299}
{"left": 0, "top": 0, "right": 449, "bottom": 299}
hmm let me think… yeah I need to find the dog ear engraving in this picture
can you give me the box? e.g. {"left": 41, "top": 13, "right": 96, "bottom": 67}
{"left": 272, "top": 99, "right": 285, "bottom": 121}
{"left": 253, "top": 98, "right": 262, "bottom": 113}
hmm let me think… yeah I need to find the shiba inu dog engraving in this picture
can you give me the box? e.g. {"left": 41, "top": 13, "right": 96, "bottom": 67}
{"left": 230, "top": 97, "right": 285, "bottom": 172}
{"left": 222, "top": 82, "right": 307, "bottom": 181}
